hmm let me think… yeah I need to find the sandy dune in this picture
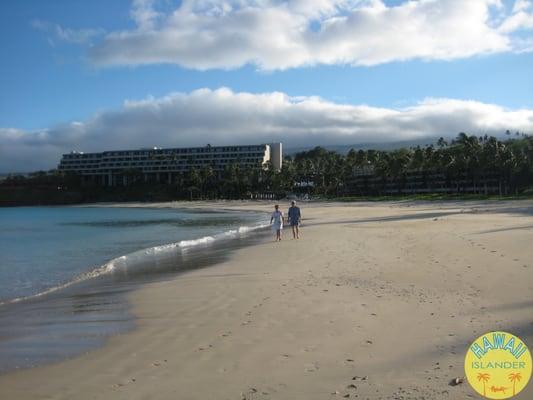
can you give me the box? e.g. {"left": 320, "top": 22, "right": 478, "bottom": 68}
{"left": 1, "top": 200, "right": 532, "bottom": 399}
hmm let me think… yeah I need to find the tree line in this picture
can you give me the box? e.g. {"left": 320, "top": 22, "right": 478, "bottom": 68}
{"left": 283, "top": 132, "right": 533, "bottom": 197}
{"left": 1, "top": 133, "right": 532, "bottom": 205}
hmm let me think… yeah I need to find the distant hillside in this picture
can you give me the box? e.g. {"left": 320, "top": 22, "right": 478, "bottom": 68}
{"left": 0, "top": 172, "right": 29, "bottom": 180}
{"left": 284, "top": 132, "right": 518, "bottom": 155}
{"left": 285, "top": 138, "right": 441, "bottom": 155}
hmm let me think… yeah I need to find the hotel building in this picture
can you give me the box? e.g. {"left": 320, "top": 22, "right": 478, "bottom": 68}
{"left": 58, "top": 143, "right": 282, "bottom": 186}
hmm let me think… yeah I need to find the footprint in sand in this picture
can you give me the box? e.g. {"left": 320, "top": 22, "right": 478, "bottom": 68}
{"left": 111, "top": 378, "right": 136, "bottom": 390}
{"left": 111, "top": 383, "right": 125, "bottom": 389}
{"left": 241, "top": 387, "right": 271, "bottom": 399}
{"left": 304, "top": 362, "right": 319, "bottom": 372}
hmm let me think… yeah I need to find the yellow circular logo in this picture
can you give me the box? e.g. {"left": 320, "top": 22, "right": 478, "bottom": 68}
{"left": 465, "top": 331, "right": 531, "bottom": 399}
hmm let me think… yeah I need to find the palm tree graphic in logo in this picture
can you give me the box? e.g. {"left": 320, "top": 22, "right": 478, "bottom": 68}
{"left": 477, "top": 372, "right": 491, "bottom": 397}
{"left": 508, "top": 372, "right": 522, "bottom": 396}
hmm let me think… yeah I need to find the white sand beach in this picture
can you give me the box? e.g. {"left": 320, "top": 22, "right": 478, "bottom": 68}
{"left": 1, "top": 200, "right": 532, "bottom": 400}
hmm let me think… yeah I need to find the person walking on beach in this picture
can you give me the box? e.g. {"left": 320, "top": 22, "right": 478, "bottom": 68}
{"left": 270, "top": 204, "right": 284, "bottom": 242}
{"left": 288, "top": 200, "right": 301, "bottom": 239}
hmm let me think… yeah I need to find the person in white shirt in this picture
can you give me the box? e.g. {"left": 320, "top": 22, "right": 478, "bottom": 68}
{"left": 270, "top": 204, "right": 285, "bottom": 242}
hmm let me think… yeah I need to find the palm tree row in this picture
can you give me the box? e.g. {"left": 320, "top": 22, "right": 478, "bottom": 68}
{"left": 3, "top": 133, "right": 532, "bottom": 203}
{"left": 168, "top": 133, "right": 533, "bottom": 198}
{"left": 283, "top": 133, "right": 533, "bottom": 197}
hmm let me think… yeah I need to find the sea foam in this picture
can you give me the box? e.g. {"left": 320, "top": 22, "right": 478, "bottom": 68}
{"left": 0, "top": 222, "right": 268, "bottom": 307}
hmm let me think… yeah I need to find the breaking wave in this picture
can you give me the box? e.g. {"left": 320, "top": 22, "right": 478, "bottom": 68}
{"left": 0, "top": 222, "right": 269, "bottom": 307}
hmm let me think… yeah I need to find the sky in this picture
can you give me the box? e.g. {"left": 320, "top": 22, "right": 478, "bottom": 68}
{"left": 1, "top": 0, "right": 533, "bottom": 172}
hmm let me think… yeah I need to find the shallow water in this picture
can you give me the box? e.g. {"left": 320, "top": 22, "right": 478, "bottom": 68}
{"left": 0, "top": 206, "right": 266, "bottom": 303}
{"left": 0, "top": 206, "right": 269, "bottom": 373}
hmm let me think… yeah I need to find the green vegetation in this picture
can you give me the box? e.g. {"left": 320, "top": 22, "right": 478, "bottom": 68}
{"left": 1, "top": 133, "right": 532, "bottom": 206}
{"left": 284, "top": 132, "right": 533, "bottom": 198}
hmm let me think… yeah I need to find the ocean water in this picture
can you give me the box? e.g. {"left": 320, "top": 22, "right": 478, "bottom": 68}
{"left": 0, "top": 205, "right": 269, "bottom": 373}
{"left": 0, "top": 206, "right": 267, "bottom": 304}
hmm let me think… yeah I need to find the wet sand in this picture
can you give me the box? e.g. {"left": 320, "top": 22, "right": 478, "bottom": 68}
{"left": 1, "top": 200, "right": 532, "bottom": 399}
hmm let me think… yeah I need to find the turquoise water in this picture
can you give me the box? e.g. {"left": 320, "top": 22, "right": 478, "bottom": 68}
{"left": 0, "top": 205, "right": 269, "bottom": 373}
{"left": 0, "top": 206, "right": 267, "bottom": 303}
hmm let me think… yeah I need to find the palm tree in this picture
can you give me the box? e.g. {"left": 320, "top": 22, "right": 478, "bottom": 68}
{"left": 373, "top": 151, "right": 390, "bottom": 195}
{"left": 199, "top": 165, "right": 215, "bottom": 198}
{"left": 440, "top": 147, "right": 460, "bottom": 193}
{"left": 477, "top": 373, "right": 491, "bottom": 397}
{"left": 185, "top": 168, "right": 202, "bottom": 200}
{"left": 277, "top": 162, "right": 295, "bottom": 193}
{"left": 220, "top": 164, "right": 235, "bottom": 198}
{"left": 410, "top": 146, "right": 425, "bottom": 171}
{"left": 455, "top": 133, "right": 481, "bottom": 193}
{"left": 388, "top": 149, "right": 411, "bottom": 193}
{"left": 422, "top": 145, "right": 437, "bottom": 191}
{"left": 499, "top": 144, "right": 517, "bottom": 195}
{"left": 508, "top": 372, "right": 522, "bottom": 396}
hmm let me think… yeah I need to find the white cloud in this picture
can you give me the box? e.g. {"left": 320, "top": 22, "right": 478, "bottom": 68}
{"left": 499, "top": 9, "right": 533, "bottom": 32}
{"left": 130, "top": 0, "right": 163, "bottom": 30}
{"left": 2, "top": 88, "right": 533, "bottom": 172}
{"left": 32, "top": 20, "right": 104, "bottom": 45}
{"left": 82, "top": 0, "right": 533, "bottom": 70}
{"left": 512, "top": 0, "right": 532, "bottom": 13}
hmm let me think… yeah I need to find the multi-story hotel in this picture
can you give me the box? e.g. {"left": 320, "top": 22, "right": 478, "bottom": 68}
{"left": 58, "top": 143, "right": 282, "bottom": 186}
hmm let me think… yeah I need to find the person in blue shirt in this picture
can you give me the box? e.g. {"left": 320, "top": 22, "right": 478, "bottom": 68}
{"left": 287, "top": 200, "right": 302, "bottom": 239}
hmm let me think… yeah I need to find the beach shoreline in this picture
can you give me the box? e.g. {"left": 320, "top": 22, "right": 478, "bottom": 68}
{"left": 1, "top": 200, "right": 532, "bottom": 399}
{"left": 0, "top": 205, "right": 270, "bottom": 374}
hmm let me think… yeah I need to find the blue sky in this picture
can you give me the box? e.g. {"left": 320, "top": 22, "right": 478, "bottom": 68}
{"left": 1, "top": 0, "right": 533, "bottom": 171}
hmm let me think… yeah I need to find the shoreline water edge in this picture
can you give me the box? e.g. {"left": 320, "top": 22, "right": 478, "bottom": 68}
{"left": 0, "top": 200, "right": 532, "bottom": 400}
{"left": 0, "top": 205, "right": 271, "bottom": 374}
